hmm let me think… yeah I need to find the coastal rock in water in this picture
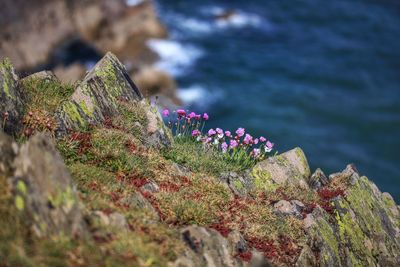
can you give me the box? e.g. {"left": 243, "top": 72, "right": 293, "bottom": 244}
{"left": 251, "top": 147, "right": 311, "bottom": 192}
{"left": 56, "top": 52, "right": 143, "bottom": 133}
{"left": 11, "top": 133, "right": 84, "bottom": 237}
{"left": 133, "top": 67, "right": 181, "bottom": 105}
{"left": 0, "top": 59, "right": 24, "bottom": 136}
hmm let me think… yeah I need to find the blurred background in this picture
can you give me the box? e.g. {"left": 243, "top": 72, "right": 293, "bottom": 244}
{"left": 1, "top": 0, "right": 399, "bottom": 201}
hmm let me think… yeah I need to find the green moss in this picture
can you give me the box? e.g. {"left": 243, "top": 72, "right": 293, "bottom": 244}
{"left": 17, "top": 181, "right": 27, "bottom": 195}
{"left": 294, "top": 147, "right": 310, "bottom": 177}
{"left": 15, "top": 195, "right": 24, "bottom": 211}
{"left": 233, "top": 179, "right": 244, "bottom": 190}
{"left": 251, "top": 166, "right": 277, "bottom": 192}
{"left": 78, "top": 100, "right": 94, "bottom": 118}
{"left": 0, "top": 58, "right": 14, "bottom": 99}
{"left": 47, "top": 187, "right": 75, "bottom": 212}
{"left": 20, "top": 75, "right": 74, "bottom": 113}
{"left": 313, "top": 217, "right": 341, "bottom": 261}
{"left": 62, "top": 102, "right": 86, "bottom": 126}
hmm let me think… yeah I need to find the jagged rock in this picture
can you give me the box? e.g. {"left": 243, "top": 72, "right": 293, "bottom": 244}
{"left": 56, "top": 52, "right": 143, "bottom": 133}
{"left": 141, "top": 181, "right": 160, "bottom": 193}
{"left": 180, "top": 225, "right": 243, "bottom": 267}
{"left": 219, "top": 171, "right": 255, "bottom": 197}
{"left": 178, "top": 225, "right": 271, "bottom": 267}
{"left": 227, "top": 230, "right": 248, "bottom": 254}
{"left": 305, "top": 168, "right": 400, "bottom": 266}
{"left": 295, "top": 245, "right": 317, "bottom": 267}
{"left": 142, "top": 101, "right": 173, "bottom": 148}
{"left": 120, "top": 191, "right": 159, "bottom": 220}
{"left": 10, "top": 133, "right": 84, "bottom": 237}
{"left": 309, "top": 168, "right": 329, "bottom": 190}
{"left": 20, "top": 70, "right": 59, "bottom": 83}
{"left": 0, "top": 0, "right": 166, "bottom": 71}
{"left": 251, "top": 147, "right": 311, "bottom": 192}
{"left": 274, "top": 200, "right": 298, "bottom": 217}
{"left": 0, "top": 59, "right": 24, "bottom": 136}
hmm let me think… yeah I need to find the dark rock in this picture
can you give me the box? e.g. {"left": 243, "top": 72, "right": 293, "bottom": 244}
{"left": 0, "top": 59, "right": 24, "bottom": 136}
{"left": 309, "top": 168, "right": 329, "bottom": 190}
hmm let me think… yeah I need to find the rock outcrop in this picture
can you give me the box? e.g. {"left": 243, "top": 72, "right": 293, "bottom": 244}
{"left": 0, "top": 132, "right": 85, "bottom": 238}
{"left": 0, "top": 0, "right": 166, "bottom": 71}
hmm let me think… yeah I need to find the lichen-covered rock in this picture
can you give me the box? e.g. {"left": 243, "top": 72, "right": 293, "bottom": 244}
{"left": 0, "top": 59, "right": 24, "bottom": 135}
{"left": 219, "top": 171, "right": 255, "bottom": 197}
{"left": 303, "top": 166, "right": 400, "bottom": 267}
{"left": 11, "top": 133, "right": 84, "bottom": 237}
{"left": 56, "top": 52, "right": 143, "bottom": 133}
{"left": 251, "top": 147, "right": 311, "bottom": 192}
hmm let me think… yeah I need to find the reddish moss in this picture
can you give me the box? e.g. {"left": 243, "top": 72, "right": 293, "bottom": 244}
{"left": 209, "top": 219, "right": 232, "bottom": 237}
{"left": 125, "top": 141, "right": 137, "bottom": 153}
{"left": 70, "top": 131, "right": 93, "bottom": 155}
{"left": 235, "top": 251, "right": 253, "bottom": 262}
{"left": 317, "top": 188, "right": 345, "bottom": 200}
{"left": 159, "top": 181, "right": 181, "bottom": 193}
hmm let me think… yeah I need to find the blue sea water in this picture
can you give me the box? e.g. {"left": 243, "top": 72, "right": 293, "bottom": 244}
{"left": 148, "top": 0, "right": 400, "bottom": 201}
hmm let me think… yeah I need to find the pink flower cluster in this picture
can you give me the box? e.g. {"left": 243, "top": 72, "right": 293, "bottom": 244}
{"left": 162, "top": 108, "right": 209, "bottom": 137}
{"left": 162, "top": 108, "right": 275, "bottom": 162}
{"left": 204, "top": 126, "right": 274, "bottom": 159}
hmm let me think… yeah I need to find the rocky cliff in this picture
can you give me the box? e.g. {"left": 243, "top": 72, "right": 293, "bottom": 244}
{"left": 0, "top": 55, "right": 399, "bottom": 267}
{"left": 0, "top": 0, "right": 180, "bottom": 106}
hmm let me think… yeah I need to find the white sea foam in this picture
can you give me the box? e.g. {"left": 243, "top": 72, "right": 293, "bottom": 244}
{"left": 215, "top": 11, "right": 262, "bottom": 28}
{"left": 126, "top": 0, "right": 144, "bottom": 6}
{"left": 200, "top": 6, "right": 265, "bottom": 29}
{"left": 178, "top": 85, "right": 223, "bottom": 107}
{"left": 147, "top": 39, "right": 203, "bottom": 76}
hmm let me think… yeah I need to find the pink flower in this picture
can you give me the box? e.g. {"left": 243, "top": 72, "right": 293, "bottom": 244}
{"left": 243, "top": 134, "right": 253, "bottom": 145}
{"left": 192, "top": 129, "right": 200, "bottom": 137}
{"left": 176, "top": 109, "right": 186, "bottom": 117}
{"left": 265, "top": 141, "right": 274, "bottom": 152}
{"left": 221, "top": 142, "right": 228, "bottom": 153}
{"left": 216, "top": 128, "right": 224, "bottom": 138}
{"left": 205, "top": 137, "right": 212, "bottom": 144}
{"left": 252, "top": 148, "right": 261, "bottom": 158}
{"left": 162, "top": 109, "right": 170, "bottom": 117}
{"left": 203, "top": 113, "right": 209, "bottom": 120}
{"left": 188, "top": 112, "right": 196, "bottom": 119}
{"left": 259, "top": 136, "right": 266, "bottom": 143}
{"left": 225, "top": 131, "right": 231, "bottom": 137}
{"left": 230, "top": 139, "right": 238, "bottom": 149}
{"left": 254, "top": 138, "right": 259, "bottom": 145}
{"left": 236, "top": 127, "right": 245, "bottom": 137}
{"left": 195, "top": 114, "right": 201, "bottom": 120}
{"left": 208, "top": 129, "right": 216, "bottom": 136}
